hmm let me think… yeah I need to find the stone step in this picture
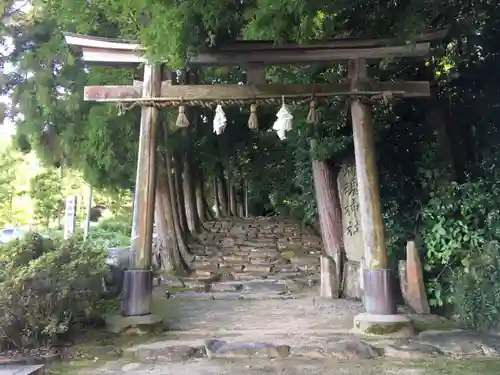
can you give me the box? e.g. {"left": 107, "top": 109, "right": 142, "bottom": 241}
{"left": 221, "top": 255, "right": 249, "bottom": 264}
{"left": 271, "top": 271, "right": 303, "bottom": 279}
{"left": 243, "top": 239, "right": 278, "bottom": 247}
{"left": 166, "top": 291, "right": 295, "bottom": 301}
{"left": 192, "top": 269, "right": 217, "bottom": 279}
{"left": 274, "top": 264, "right": 298, "bottom": 272}
{"left": 241, "top": 247, "right": 280, "bottom": 256}
{"left": 242, "top": 264, "right": 275, "bottom": 273}
{"left": 191, "top": 260, "right": 214, "bottom": 269}
{"left": 181, "top": 278, "right": 211, "bottom": 291}
{"left": 252, "top": 257, "right": 291, "bottom": 265}
{"left": 217, "top": 265, "right": 245, "bottom": 274}
{"left": 209, "top": 281, "right": 244, "bottom": 292}
{"left": 231, "top": 272, "right": 263, "bottom": 281}
{"left": 189, "top": 245, "right": 220, "bottom": 255}
{"left": 193, "top": 255, "right": 222, "bottom": 263}
{"left": 192, "top": 266, "right": 220, "bottom": 278}
{"left": 289, "top": 256, "right": 320, "bottom": 266}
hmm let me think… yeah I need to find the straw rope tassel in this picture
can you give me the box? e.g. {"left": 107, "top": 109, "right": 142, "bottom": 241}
{"left": 306, "top": 99, "right": 318, "bottom": 124}
{"left": 176, "top": 105, "right": 190, "bottom": 128}
{"left": 248, "top": 103, "right": 259, "bottom": 130}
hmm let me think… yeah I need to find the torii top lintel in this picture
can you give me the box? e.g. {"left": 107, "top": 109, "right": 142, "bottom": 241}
{"left": 63, "top": 28, "right": 448, "bottom": 67}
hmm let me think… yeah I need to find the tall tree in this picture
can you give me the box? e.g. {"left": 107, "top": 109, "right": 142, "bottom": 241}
{"left": 29, "top": 169, "right": 63, "bottom": 227}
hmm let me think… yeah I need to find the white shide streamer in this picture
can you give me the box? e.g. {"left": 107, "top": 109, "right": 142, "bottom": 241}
{"left": 213, "top": 104, "right": 227, "bottom": 135}
{"left": 272, "top": 98, "right": 293, "bottom": 140}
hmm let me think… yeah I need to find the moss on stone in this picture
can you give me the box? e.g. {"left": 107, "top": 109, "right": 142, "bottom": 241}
{"left": 45, "top": 329, "right": 163, "bottom": 374}
{"left": 365, "top": 322, "right": 409, "bottom": 335}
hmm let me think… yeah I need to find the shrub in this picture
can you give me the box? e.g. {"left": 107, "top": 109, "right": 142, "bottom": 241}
{"left": 420, "top": 164, "right": 500, "bottom": 328}
{"left": 0, "top": 232, "right": 108, "bottom": 349}
{"left": 87, "top": 217, "right": 131, "bottom": 248}
{"left": 96, "top": 216, "right": 131, "bottom": 237}
{"left": 453, "top": 241, "right": 500, "bottom": 330}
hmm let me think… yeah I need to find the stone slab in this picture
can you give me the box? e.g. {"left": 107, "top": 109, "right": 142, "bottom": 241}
{"left": 209, "top": 281, "right": 244, "bottom": 292}
{"left": 320, "top": 255, "right": 338, "bottom": 298}
{"left": 0, "top": 365, "right": 44, "bottom": 375}
{"left": 404, "top": 241, "right": 431, "bottom": 314}
{"left": 167, "top": 291, "right": 294, "bottom": 300}
{"left": 241, "top": 280, "right": 289, "bottom": 293}
{"left": 417, "top": 330, "right": 500, "bottom": 357}
{"left": 291, "top": 338, "right": 379, "bottom": 360}
{"left": 204, "top": 339, "right": 290, "bottom": 359}
{"left": 124, "top": 342, "right": 204, "bottom": 362}
{"left": 379, "top": 339, "right": 443, "bottom": 359}
{"left": 344, "top": 260, "right": 362, "bottom": 300}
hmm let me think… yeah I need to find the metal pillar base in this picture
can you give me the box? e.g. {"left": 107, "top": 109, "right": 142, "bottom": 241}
{"left": 121, "top": 269, "right": 152, "bottom": 316}
{"left": 363, "top": 269, "right": 397, "bottom": 315}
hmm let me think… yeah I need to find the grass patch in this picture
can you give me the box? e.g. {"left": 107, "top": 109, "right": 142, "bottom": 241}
{"left": 411, "top": 315, "right": 460, "bottom": 333}
{"left": 408, "top": 358, "right": 500, "bottom": 375}
{"left": 45, "top": 325, "right": 168, "bottom": 374}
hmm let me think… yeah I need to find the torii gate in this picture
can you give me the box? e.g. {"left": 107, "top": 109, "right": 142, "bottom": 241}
{"left": 64, "top": 29, "right": 446, "bottom": 330}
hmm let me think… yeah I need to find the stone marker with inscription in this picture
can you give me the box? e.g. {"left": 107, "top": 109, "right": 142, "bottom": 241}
{"left": 337, "top": 158, "right": 364, "bottom": 300}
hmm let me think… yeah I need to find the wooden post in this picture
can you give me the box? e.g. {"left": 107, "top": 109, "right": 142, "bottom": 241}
{"left": 122, "top": 63, "right": 161, "bottom": 317}
{"left": 63, "top": 196, "right": 77, "bottom": 240}
{"left": 349, "top": 59, "right": 395, "bottom": 315}
{"left": 244, "top": 180, "right": 249, "bottom": 217}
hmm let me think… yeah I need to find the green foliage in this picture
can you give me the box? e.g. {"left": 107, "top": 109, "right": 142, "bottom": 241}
{"left": 0, "top": 232, "right": 108, "bottom": 349}
{"left": 420, "top": 165, "right": 500, "bottom": 311}
{"left": 29, "top": 169, "right": 63, "bottom": 227}
{"left": 0, "top": 145, "right": 20, "bottom": 226}
{"left": 453, "top": 241, "right": 500, "bottom": 330}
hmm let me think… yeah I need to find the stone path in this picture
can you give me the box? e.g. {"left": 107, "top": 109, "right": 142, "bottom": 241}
{"left": 47, "top": 217, "right": 500, "bottom": 374}
{"left": 54, "top": 290, "right": 500, "bottom": 375}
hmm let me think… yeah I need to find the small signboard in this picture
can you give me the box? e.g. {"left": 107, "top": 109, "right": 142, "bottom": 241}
{"left": 63, "top": 195, "right": 78, "bottom": 240}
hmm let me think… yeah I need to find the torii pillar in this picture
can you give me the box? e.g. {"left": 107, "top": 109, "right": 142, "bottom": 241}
{"left": 349, "top": 59, "right": 413, "bottom": 335}
{"left": 122, "top": 63, "right": 161, "bottom": 317}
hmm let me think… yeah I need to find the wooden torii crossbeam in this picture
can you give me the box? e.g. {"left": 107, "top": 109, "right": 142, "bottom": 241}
{"left": 64, "top": 30, "right": 448, "bottom": 105}
{"left": 63, "top": 29, "right": 446, "bottom": 323}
